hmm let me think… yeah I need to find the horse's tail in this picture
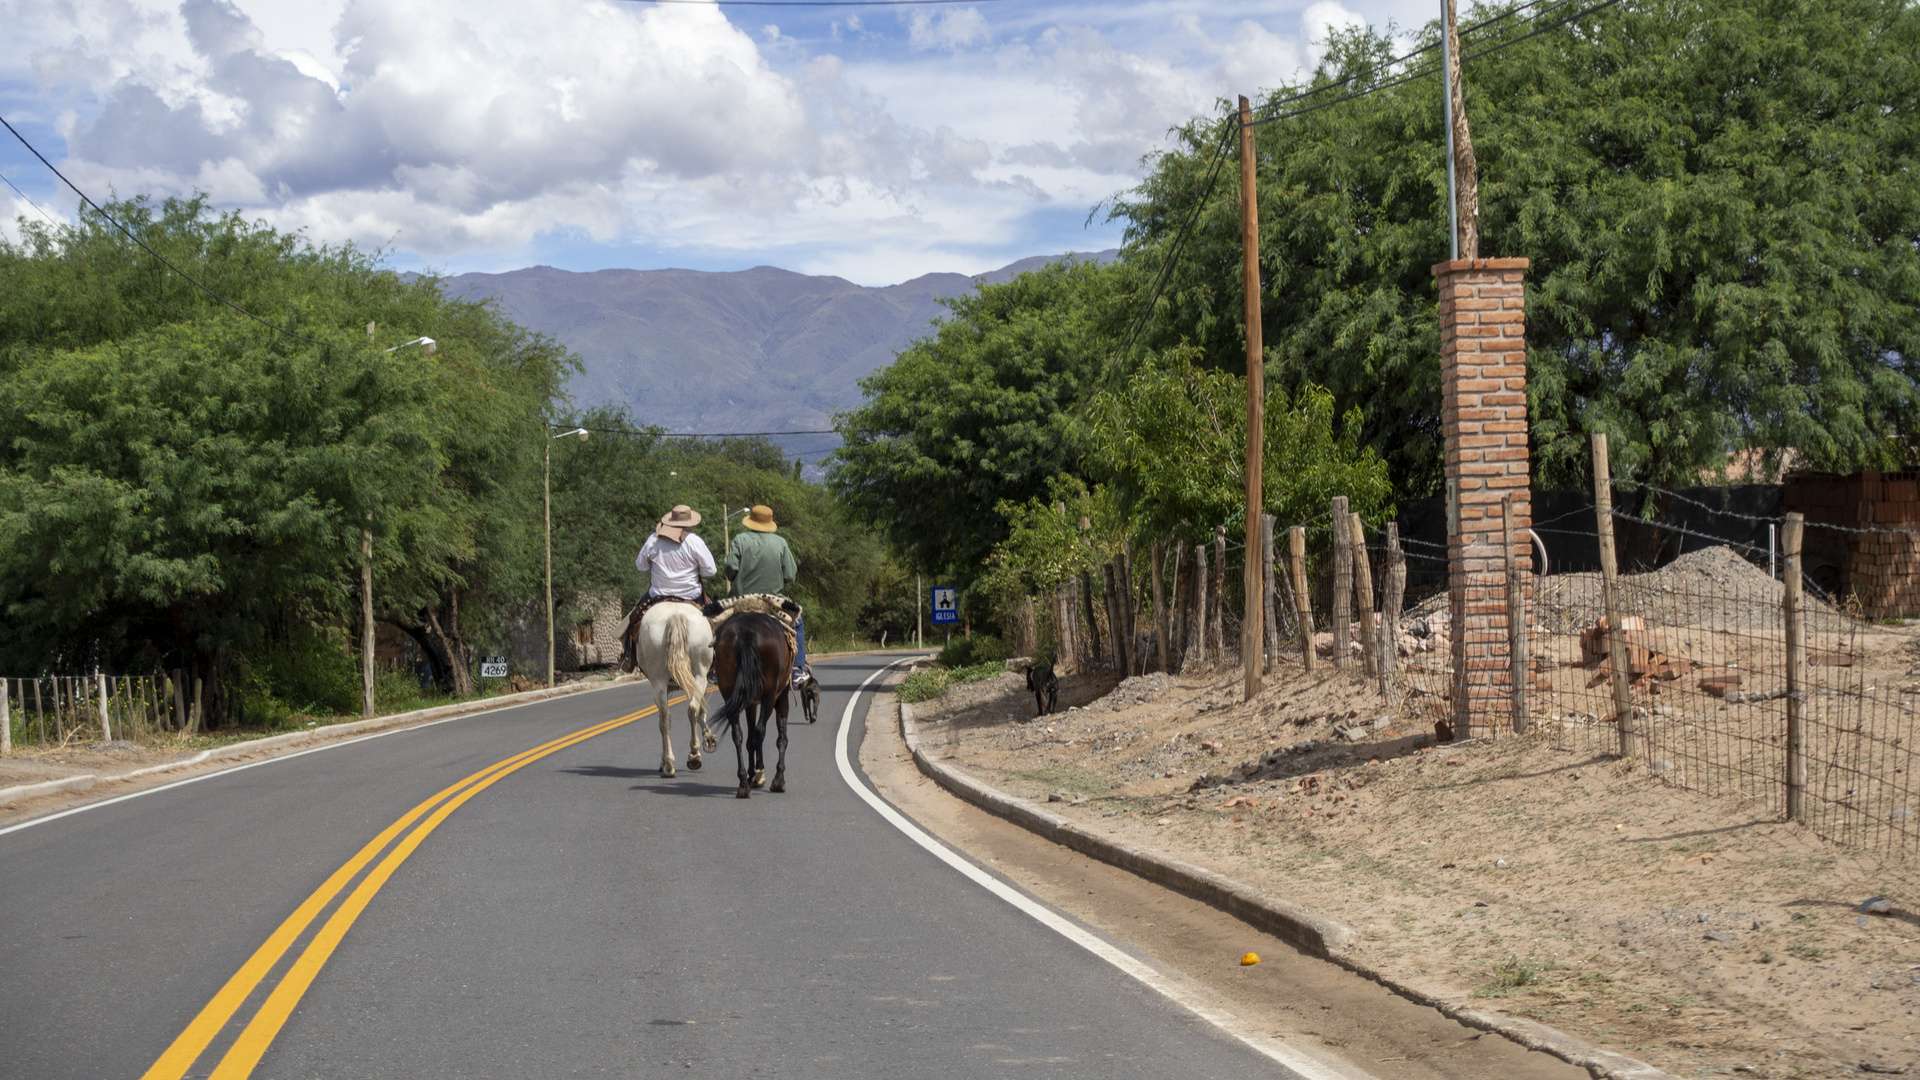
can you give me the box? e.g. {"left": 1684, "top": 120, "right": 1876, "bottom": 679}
{"left": 664, "top": 611, "right": 699, "bottom": 693}
{"left": 709, "top": 626, "right": 763, "bottom": 737}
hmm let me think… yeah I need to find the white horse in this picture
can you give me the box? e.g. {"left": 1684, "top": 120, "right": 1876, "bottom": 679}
{"left": 635, "top": 602, "right": 716, "bottom": 776}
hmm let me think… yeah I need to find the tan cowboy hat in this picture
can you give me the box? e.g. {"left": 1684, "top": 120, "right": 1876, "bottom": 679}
{"left": 742, "top": 505, "right": 777, "bottom": 532}
{"left": 656, "top": 504, "right": 701, "bottom": 540}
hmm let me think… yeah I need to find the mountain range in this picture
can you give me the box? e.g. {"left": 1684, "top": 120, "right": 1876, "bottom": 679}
{"left": 442, "top": 251, "right": 1117, "bottom": 463}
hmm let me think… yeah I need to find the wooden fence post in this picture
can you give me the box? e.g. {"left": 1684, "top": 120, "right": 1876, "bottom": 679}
{"left": 96, "top": 672, "right": 112, "bottom": 742}
{"left": 1592, "top": 433, "right": 1637, "bottom": 758}
{"left": 1151, "top": 542, "right": 1169, "bottom": 673}
{"left": 1, "top": 679, "right": 11, "bottom": 755}
{"left": 1211, "top": 527, "right": 1227, "bottom": 665}
{"left": 1381, "top": 524, "right": 1407, "bottom": 701}
{"left": 1191, "top": 543, "right": 1210, "bottom": 670}
{"left": 1349, "top": 513, "right": 1377, "bottom": 677}
{"left": 1783, "top": 512, "right": 1807, "bottom": 824}
{"left": 1331, "top": 497, "right": 1352, "bottom": 670}
{"left": 1503, "top": 494, "right": 1530, "bottom": 734}
{"left": 1290, "top": 525, "right": 1316, "bottom": 672}
{"left": 189, "top": 675, "right": 204, "bottom": 735}
{"left": 1261, "top": 515, "right": 1279, "bottom": 669}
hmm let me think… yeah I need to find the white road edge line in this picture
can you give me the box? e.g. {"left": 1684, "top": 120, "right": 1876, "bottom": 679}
{"left": 0, "top": 685, "right": 631, "bottom": 840}
{"left": 833, "top": 661, "right": 1376, "bottom": 1080}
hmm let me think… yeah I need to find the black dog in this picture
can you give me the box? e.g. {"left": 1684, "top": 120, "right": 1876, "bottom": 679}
{"left": 1025, "top": 662, "right": 1058, "bottom": 717}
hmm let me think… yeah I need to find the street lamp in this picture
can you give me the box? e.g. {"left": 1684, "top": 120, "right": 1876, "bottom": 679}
{"left": 546, "top": 427, "right": 590, "bottom": 687}
{"left": 359, "top": 331, "right": 439, "bottom": 718}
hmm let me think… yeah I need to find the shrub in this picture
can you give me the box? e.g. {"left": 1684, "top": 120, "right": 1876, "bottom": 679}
{"left": 937, "top": 634, "right": 1008, "bottom": 668}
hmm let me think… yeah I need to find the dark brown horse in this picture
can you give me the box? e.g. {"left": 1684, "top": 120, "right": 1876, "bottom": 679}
{"left": 709, "top": 611, "right": 794, "bottom": 798}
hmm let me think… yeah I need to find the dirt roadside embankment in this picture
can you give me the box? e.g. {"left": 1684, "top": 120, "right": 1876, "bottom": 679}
{"left": 901, "top": 662, "right": 1919, "bottom": 1080}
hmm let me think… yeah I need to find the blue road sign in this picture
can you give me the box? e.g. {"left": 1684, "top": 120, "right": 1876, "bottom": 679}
{"left": 930, "top": 586, "right": 958, "bottom": 624}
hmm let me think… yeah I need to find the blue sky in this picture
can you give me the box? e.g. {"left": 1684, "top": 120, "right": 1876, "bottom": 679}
{"left": 1, "top": 0, "right": 1434, "bottom": 286}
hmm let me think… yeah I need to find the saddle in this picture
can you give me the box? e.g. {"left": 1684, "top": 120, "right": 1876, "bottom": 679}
{"left": 619, "top": 592, "right": 707, "bottom": 673}
{"left": 703, "top": 593, "right": 801, "bottom": 661}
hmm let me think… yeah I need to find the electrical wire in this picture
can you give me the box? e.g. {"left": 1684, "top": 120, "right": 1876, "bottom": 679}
{"left": 0, "top": 171, "right": 60, "bottom": 227}
{"left": 621, "top": 0, "right": 1003, "bottom": 6}
{"left": 1112, "top": 0, "right": 1618, "bottom": 364}
{"left": 0, "top": 113, "right": 321, "bottom": 344}
{"left": 580, "top": 425, "right": 839, "bottom": 437}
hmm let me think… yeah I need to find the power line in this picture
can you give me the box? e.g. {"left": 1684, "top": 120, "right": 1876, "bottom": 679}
{"left": 579, "top": 425, "right": 839, "bottom": 437}
{"left": 0, "top": 171, "right": 60, "bottom": 227}
{"left": 1247, "top": 0, "right": 1631, "bottom": 129}
{"left": 0, "top": 113, "right": 321, "bottom": 344}
{"left": 619, "top": 0, "right": 1004, "bottom": 6}
{"left": 1111, "top": 1, "right": 1585, "bottom": 366}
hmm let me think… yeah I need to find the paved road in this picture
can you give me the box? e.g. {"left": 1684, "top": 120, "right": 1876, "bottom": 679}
{"left": 1, "top": 653, "right": 1326, "bottom": 1079}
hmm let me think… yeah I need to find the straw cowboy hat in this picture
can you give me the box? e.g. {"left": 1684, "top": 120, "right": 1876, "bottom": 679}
{"left": 656, "top": 504, "right": 701, "bottom": 541}
{"left": 742, "top": 505, "right": 778, "bottom": 533}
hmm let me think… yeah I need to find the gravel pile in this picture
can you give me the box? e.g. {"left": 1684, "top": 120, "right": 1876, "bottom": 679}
{"left": 1092, "top": 673, "right": 1171, "bottom": 711}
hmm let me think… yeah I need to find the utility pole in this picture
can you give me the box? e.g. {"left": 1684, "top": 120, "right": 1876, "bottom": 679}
{"left": 545, "top": 436, "right": 555, "bottom": 688}
{"left": 1441, "top": 0, "right": 1480, "bottom": 259}
{"left": 361, "top": 512, "right": 375, "bottom": 717}
{"left": 1238, "top": 94, "right": 1266, "bottom": 702}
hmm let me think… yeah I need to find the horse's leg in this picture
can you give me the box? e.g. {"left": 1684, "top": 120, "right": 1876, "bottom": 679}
{"left": 770, "top": 687, "right": 791, "bottom": 793}
{"left": 653, "top": 675, "right": 677, "bottom": 777}
{"left": 731, "top": 699, "right": 751, "bottom": 799}
{"left": 748, "top": 700, "right": 767, "bottom": 789}
{"left": 692, "top": 642, "right": 718, "bottom": 751}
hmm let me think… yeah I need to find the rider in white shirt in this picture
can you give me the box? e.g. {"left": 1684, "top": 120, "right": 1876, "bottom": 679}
{"left": 635, "top": 505, "right": 715, "bottom": 599}
{"left": 620, "top": 505, "right": 716, "bottom": 672}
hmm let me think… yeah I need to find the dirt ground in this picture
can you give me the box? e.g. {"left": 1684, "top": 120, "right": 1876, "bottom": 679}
{"left": 907, "top": 657, "right": 1920, "bottom": 1079}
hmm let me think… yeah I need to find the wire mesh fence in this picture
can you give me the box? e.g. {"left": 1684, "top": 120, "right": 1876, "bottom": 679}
{"left": 2, "top": 672, "right": 191, "bottom": 752}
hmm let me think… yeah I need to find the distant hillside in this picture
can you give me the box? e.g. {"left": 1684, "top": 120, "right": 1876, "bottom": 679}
{"left": 441, "top": 251, "right": 1117, "bottom": 456}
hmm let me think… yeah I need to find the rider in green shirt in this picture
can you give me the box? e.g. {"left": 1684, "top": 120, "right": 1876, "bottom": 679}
{"left": 728, "top": 505, "right": 806, "bottom": 678}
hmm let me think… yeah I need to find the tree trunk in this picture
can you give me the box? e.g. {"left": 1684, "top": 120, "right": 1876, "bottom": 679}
{"left": 1209, "top": 527, "right": 1227, "bottom": 664}
{"left": 380, "top": 589, "right": 477, "bottom": 696}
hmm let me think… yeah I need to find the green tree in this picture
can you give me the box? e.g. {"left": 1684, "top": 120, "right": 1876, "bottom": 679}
{"left": 830, "top": 258, "right": 1126, "bottom": 587}
{"left": 1113, "top": 0, "right": 1920, "bottom": 492}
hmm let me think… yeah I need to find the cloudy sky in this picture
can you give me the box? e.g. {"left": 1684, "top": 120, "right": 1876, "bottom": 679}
{"left": 1, "top": 0, "right": 1433, "bottom": 285}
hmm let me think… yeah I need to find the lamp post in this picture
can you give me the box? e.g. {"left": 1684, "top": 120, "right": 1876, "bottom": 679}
{"left": 546, "top": 427, "right": 590, "bottom": 687}
{"left": 359, "top": 333, "right": 439, "bottom": 717}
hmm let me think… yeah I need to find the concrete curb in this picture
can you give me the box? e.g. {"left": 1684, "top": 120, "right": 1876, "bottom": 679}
{"left": 0, "top": 675, "right": 637, "bottom": 808}
{"left": 895, "top": 699, "right": 1681, "bottom": 1080}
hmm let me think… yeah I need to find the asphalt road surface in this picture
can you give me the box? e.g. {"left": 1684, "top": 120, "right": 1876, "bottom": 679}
{"left": 0, "top": 652, "right": 1349, "bottom": 1080}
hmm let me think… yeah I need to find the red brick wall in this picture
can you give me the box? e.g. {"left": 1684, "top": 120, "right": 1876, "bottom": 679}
{"left": 1434, "top": 257, "right": 1531, "bottom": 737}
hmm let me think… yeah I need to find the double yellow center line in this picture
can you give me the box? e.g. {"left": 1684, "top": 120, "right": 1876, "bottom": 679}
{"left": 142, "top": 700, "right": 676, "bottom": 1080}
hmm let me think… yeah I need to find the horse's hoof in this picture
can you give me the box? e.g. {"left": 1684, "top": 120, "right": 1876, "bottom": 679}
{"left": 735, "top": 786, "right": 751, "bottom": 799}
{"left": 704, "top": 734, "right": 718, "bottom": 751}
{"left": 661, "top": 764, "right": 676, "bottom": 778}
{"left": 686, "top": 756, "right": 702, "bottom": 771}
{"left": 770, "top": 778, "right": 786, "bottom": 793}
{"left": 750, "top": 769, "right": 766, "bottom": 789}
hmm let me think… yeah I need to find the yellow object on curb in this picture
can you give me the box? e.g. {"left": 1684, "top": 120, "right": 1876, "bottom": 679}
{"left": 1240, "top": 952, "right": 1261, "bottom": 966}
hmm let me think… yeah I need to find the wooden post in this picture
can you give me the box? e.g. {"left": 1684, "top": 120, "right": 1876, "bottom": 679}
{"left": 1, "top": 679, "right": 10, "bottom": 756}
{"left": 1171, "top": 539, "right": 1188, "bottom": 667}
{"left": 1079, "top": 569, "right": 1103, "bottom": 667}
{"left": 1118, "top": 548, "right": 1138, "bottom": 675}
{"left": 171, "top": 671, "right": 184, "bottom": 733}
{"left": 189, "top": 676, "right": 204, "bottom": 735}
{"left": 1592, "top": 433, "right": 1637, "bottom": 758}
{"left": 34, "top": 678, "right": 44, "bottom": 746}
{"left": 1381, "top": 524, "right": 1407, "bottom": 700}
{"left": 1503, "top": 494, "right": 1529, "bottom": 734}
{"left": 1331, "top": 496, "right": 1352, "bottom": 669}
{"left": 1261, "top": 515, "right": 1279, "bottom": 669}
{"left": 1349, "top": 513, "right": 1377, "bottom": 677}
{"left": 1238, "top": 94, "right": 1266, "bottom": 701}
{"left": 1783, "top": 512, "right": 1807, "bottom": 823}
{"left": 1211, "top": 527, "right": 1228, "bottom": 664}
{"left": 1290, "top": 525, "right": 1316, "bottom": 672}
{"left": 1191, "top": 543, "right": 1210, "bottom": 670}
{"left": 1151, "top": 542, "right": 1169, "bottom": 673}
{"left": 362, "top": 517, "right": 376, "bottom": 717}
{"left": 94, "top": 672, "right": 110, "bottom": 742}
{"left": 1102, "top": 563, "right": 1121, "bottom": 670}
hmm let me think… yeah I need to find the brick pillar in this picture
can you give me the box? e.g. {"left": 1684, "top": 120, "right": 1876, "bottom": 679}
{"left": 1435, "top": 257, "right": 1531, "bottom": 738}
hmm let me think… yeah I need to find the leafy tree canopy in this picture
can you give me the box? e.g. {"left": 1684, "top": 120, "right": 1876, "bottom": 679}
{"left": 1114, "top": 0, "right": 1920, "bottom": 492}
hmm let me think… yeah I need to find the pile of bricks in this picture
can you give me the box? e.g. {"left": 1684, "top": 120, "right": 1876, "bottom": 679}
{"left": 1784, "top": 470, "right": 1920, "bottom": 619}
